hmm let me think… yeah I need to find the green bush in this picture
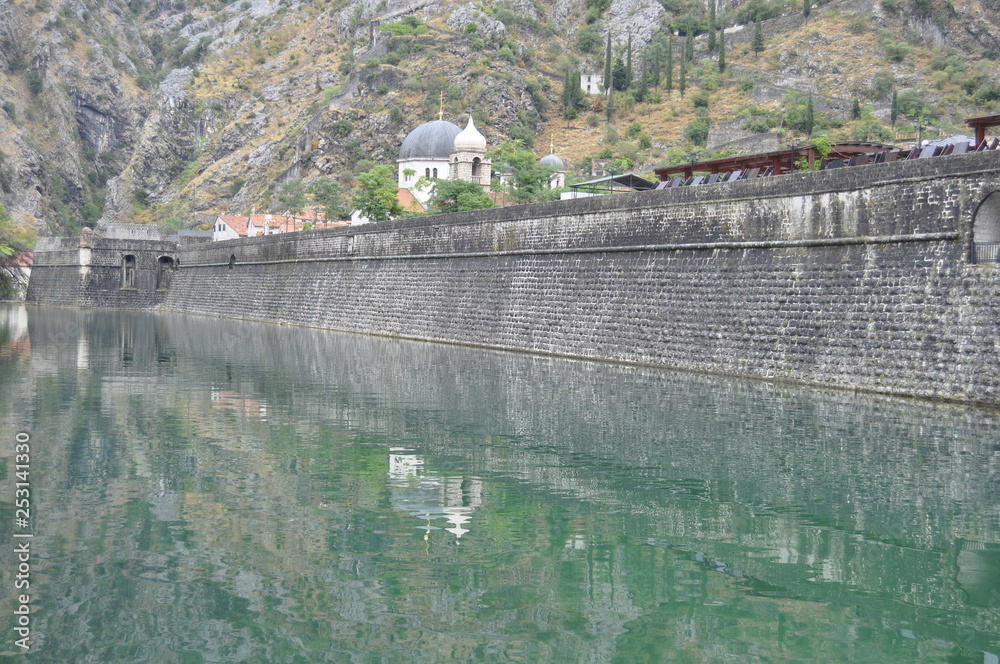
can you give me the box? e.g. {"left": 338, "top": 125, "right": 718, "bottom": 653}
{"left": 973, "top": 85, "right": 1000, "bottom": 106}
{"left": 576, "top": 26, "right": 602, "bottom": 53}
{"left": 510, "top": 124, "right": 535, "bottom": 147}
{"left": 381, "top": 16, "right": 427, "bottom": 36}
{"left": 332, "top": 118, "right": 353, "bottom": 137}
{"left": 883, "top": 40, "right": 910, "bottom": 63}
{"left": 684, "top": 118, "right": 710, "bottom": 145}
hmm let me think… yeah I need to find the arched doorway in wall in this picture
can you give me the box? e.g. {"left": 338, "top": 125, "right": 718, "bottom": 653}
{"left": 973, "top": 191, "right": 1000, "bottom": 263}
{"left": 157, "top": 256, "right": 176, "bottom": 290}
{"left": 121, "top": 255, "right": 137, "bottom": 289}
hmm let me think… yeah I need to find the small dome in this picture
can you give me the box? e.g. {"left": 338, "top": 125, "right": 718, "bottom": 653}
{"left": 453, "top": 117, "right": 487, "bottom": 153}
{"left": 399, "top": 120, "right": 462, "bottom": 160}
{"left": 540, "top": 152, "right": 565, "bottom": 169}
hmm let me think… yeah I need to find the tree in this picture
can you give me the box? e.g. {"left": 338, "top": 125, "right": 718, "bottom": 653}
{"left": 604, "top": 30, "right": 612, "bottom": 94}
{"left": 708, "top": 1, "right": 717, "bottom": 51}
{"left": 718, "top": 29, "right": 726, "bottom": 73}
{"left": 275, "top": 179, "right": 306, "bottom": 214}
{"left": 625, "top": 34, "right": 633, "bottom": 90}
{"left": 307, "top": 178, "right": 349, "bottom": 220}
{"left": 665, "top": 39, "right": 673, "bottom": 91}
{"left": 803, "top": 0, "right": 811, "bottom": 19}
{"left": 612, "top": 57, "right": 628, "bottom": 91}
{"left": 488, "top": 140, "right": 557, "bottom": 204}
{"left": 685, "top": 31, "right": 694, "bottom": 62}
{"left": 0, "top": 203, "right": 35, "bottom": 298}
{"left": 427, "top": 179, "right": 496, "bottom": 213}
{"left": 804, "top": 95, "right": 815, "bottom": 136}
{"left": 890, "top": 90, "right": 899, "bottom": 126}
{"left": 352, "top": 165, "right": 403, "bottom": 222}
{"left": 851, "top": 98, "right": 862, "bottom": 120}
{"left": 563, "top": 68, "right": 585, "bottom": 119}
{"left": 752, "top": 17, "right": 765, "bottom": 56}
{"left": 679, "top": 57, "right": 686, "bottom": 96}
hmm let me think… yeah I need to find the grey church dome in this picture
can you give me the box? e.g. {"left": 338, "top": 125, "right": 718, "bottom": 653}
{"left": 540, "top": 153, "right": 565, "bottom": 169}
{"left": 399, "top": 120, "right": 462, "bottom": 160}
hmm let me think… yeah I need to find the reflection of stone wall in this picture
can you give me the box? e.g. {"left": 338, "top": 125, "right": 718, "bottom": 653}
{"left": 164, "top": 152, "right": 1000, "bottom": 404}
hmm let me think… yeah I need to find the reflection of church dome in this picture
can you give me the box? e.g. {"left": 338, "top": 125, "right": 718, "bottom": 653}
{"left": 540, "top": 153, "right": 565, "bottom": 169}
{"left": 453, "top": 117, "right": 487, "bottom": 153}
{"left": 399, "top": 120, "right": 462, "bottom": 160}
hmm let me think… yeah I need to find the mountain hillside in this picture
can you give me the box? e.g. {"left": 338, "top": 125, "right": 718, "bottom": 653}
{"left": 1, "top": 0, "right": 999, "bottom": 236}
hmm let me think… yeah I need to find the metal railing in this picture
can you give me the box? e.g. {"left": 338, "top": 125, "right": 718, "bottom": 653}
{"left": 972, "top": 242, "right": 1000, "bottom": 264}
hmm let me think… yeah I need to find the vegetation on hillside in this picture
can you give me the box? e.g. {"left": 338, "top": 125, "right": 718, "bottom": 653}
{"left": 0, "top": 0, "right": 998, "bottom": 234}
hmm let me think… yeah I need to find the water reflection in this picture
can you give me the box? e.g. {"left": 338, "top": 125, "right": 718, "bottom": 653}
{"left": 0, "top": 304, "right": 999, "bottom": 663}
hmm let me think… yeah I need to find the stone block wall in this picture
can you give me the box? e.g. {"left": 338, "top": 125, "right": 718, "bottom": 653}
{"left": 30, "top": 152, "right": 1000, "bottom": 404}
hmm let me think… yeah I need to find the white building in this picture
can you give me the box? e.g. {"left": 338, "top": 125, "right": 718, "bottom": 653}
{"left": 397, "top": 116, "right": 492, "bottom": 206}
{"left": 581, "top": 73, "right": 604, "bottom": 95}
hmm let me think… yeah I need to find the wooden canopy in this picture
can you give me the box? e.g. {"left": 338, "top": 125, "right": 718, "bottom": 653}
{"left": 967, "top": 114, "right": 1000, "bottom": 147}
{"left": 653, "top": 143, "right": 895, "bottom": 181}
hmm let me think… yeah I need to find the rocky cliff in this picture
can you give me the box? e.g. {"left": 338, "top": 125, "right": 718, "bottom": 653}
{"left": 1, "top": 0, "right": 999, "bottom": 236}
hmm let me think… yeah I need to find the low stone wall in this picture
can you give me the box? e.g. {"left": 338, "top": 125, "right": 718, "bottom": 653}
{"left": 159, "top": 152, "right": 1000, "bottom": 404}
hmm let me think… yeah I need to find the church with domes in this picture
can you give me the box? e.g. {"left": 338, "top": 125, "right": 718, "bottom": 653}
{"left": 397, "top": 116, "right": 492, "bottom": 205}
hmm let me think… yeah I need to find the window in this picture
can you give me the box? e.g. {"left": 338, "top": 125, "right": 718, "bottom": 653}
{"left": 425, "top": 168, "right": 430, "bottom": 177}
{"left": 156, "top": 256, "right": 175, "bottom": 290}
{"left": 228, "top": 254, "right": 236, "bottom": 270}
{"left": 121, "top": 255, "right": 136, "bottom": 289}
{"left": 472, "top": 157, "right": 482, "bottom": 177}
{"left": 972, "top": 191, "right": 1000, "bottom": 263}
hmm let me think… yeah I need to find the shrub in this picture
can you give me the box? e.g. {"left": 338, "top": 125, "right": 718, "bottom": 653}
{"left": 576, "top": 26, "right": 602, "bottom": 53}
{"left": 381, "top": 16, "right": 427, "bottom": 36}
{"left": 332, "top": 118, "right": 353, "bottom": 137}
{"left": 684, "top": 118, "right": 710, "bottom": 145}
{"left": 510, "top": 125, "right": 536, "bottom": 147}
{"left": 973, "top": 85, "right": 1000, "bottom": 106}
{"left": 883, "top": 40, "right": 910, "bottom": 63}
{"left": 691, "top": 90, "right": 710, "bottom": 108}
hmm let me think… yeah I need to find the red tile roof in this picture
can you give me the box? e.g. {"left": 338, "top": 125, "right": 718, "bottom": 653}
{"left": 397, "top": 188, "right": 426, "bottom": 214}
{"left": 217, "top": 214, "right": 250, "bottom": 236}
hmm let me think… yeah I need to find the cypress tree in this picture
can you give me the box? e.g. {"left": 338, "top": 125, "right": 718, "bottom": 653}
{"left": 679, "top": 57, "right": 686, "bottom": 97}
{"left": 685, "top": 30, "right": 694, "bottom": 62}
{"left": 708, "top": 1, "right": 717, "bottom": 51}
{"left": 652, "top": 46, "right": 661, "bottom": 88}
{"left": 890, "top": 90, "right": 899, "bottom": 126}
{"left": 805, "top": 95, "right": 815, "bottom": 136}
{"left": 803, "top": 0, "right": 811, "bottom": 19}
{"left": 625, "top": 34, "right": 633, "bottom": 90}
{"left": 665, "top": 38, "right": 673, "bottom": 91}
{"left": 718, "top": 29, "right": 725, "bottom": 73}
{"left": 851, "top": 98, "right": 861, "bottom": 120}
{"left": 752, "top": 17, "right": 765, "bottom": 56}
{"left": 604, "top": 30, "right": 612, "bottom": 94}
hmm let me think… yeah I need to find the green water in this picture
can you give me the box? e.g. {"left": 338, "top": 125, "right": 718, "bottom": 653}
{"left": 0, "top": 305, "right": 998, "bottom": 663}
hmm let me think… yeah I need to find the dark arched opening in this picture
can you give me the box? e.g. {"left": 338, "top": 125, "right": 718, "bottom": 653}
{"left": 157, "top": 256, "right": 175, "bottom": 290}
{"left": 472, "top": 157, "right": 482, "bottom": 177}
{"left": 972, "top": 191, "right": 1000, "bottom": 263}
{"left": 228, "top": 254, "right": 236, "bottom": 270}
{"left": 121, "top": 254, "right": 137, "bottom": 289}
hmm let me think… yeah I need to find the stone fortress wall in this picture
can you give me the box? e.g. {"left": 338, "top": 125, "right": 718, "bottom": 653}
{"left": 27, "top": 151, "right": 1000, "bottom": 405}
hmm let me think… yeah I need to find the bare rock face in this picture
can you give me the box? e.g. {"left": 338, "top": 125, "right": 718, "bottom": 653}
{"left": 338, "top": 0, "right": 442, "bottom": 38}
{"left": 602, "top": 0, "right": 666, "bottom": 48}
{"left": 446, "top": 4, "right": 507, "bottom": 37}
